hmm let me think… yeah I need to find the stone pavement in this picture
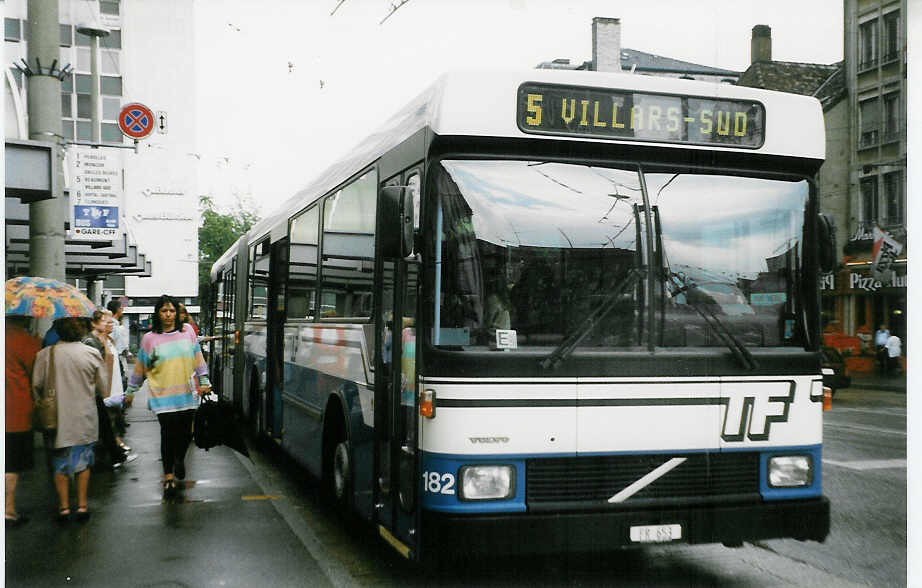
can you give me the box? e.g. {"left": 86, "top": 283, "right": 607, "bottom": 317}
{"left": 4, "top": 386, "right": 332, "bottom": 588}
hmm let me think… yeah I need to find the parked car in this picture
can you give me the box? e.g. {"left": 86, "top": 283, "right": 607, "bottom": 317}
{"left": 821, "top": 346, "right": 851, "bottom": 396}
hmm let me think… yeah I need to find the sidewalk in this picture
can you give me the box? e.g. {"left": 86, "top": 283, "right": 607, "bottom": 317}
{"left": 847, "top": 371, "right": 907, "bottom": 393}
{"left": 5, "top": 387, "right": 332, "bottom": 588}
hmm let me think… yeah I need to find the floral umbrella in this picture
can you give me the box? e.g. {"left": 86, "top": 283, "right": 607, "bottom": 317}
{"left": 5, "top": 276, "right": 96, "bottom": 319}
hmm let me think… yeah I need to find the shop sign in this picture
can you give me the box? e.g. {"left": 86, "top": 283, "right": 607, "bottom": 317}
{"left": 821, "top": 270, "right": 906, "bottom": 291}
{"left": 848, "top": 271, "right": 906, "bottom": 292}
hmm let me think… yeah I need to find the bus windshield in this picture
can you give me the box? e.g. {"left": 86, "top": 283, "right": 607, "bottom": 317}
{"left": 433, "top": 160, "right": 810, "bottom": 352}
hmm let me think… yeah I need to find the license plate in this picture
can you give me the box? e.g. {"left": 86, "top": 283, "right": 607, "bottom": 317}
{"left": 630, "top": 524, "right": 682, "bottom": 543}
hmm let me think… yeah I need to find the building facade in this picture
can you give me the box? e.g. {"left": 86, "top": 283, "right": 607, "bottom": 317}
{"left": 4, "top": 0, "right": 200, "bottom": 325}
{"left": 835, "top": 0, "right": 907, "bottom": 351}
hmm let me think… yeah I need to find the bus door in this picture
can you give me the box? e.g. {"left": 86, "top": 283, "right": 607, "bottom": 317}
{"left": 374, "top": 185, "right": 420, "bottom": 559}
{"left": 265, "top": 238, "right": 289, "bottom": 439}
{"left": 220, "top": 266, "right": 237, "bottom": 403}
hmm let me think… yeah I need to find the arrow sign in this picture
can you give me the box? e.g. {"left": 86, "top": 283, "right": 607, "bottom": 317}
{"left": 156, "top": 111, "right": 168, "bottom": 134}
{"left": 118, "top": 103, "right": 155, "bottom": 140}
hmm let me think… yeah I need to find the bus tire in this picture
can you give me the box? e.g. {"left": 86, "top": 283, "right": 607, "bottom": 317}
{"left": 323, "top": 399, "right": 351, "bottom": 508}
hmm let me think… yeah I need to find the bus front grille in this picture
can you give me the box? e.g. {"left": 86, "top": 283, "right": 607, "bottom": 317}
{"left": 526, "top": 453, "right": 760, "bottom": 510}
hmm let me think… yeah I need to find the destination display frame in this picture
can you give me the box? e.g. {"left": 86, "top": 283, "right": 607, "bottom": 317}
{"left": 516, "top": 82, "right": 766, "bottom": 149}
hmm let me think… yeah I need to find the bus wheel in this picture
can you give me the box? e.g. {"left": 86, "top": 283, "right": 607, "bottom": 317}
{"left": 333, "top": 440, "right": 351, "bottom": 502}
{"left": 323, "top": 401, "right": 351, "bottom": 508}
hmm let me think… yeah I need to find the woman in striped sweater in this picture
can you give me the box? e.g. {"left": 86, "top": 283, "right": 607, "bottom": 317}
{"left": 126, "top": 295, "right": 211, "bottom": 496}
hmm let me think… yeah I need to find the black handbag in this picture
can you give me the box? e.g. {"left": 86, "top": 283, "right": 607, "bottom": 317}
{"left": 193, "top": 393, "right": 223, "bottom": 450}
{"left": 193, "top": 391, "right": 250, "bottom": 458}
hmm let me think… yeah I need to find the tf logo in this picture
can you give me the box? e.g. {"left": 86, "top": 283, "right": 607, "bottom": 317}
{"left": 720, "top": 384, "right": 795, "bottom": 442}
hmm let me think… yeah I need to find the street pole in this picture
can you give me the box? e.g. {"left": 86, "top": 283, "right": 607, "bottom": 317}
{"left": 27, "top": 0, "right": 66, "bottom": 284}
{"left": 76, "top": 23, "right": 110, "bottom": 306}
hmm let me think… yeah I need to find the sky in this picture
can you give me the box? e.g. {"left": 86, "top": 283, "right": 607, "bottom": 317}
{"left": 192, "top": 0, "right": 845, "bottom": 217}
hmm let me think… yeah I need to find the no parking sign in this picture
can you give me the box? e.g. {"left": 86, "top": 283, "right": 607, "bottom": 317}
{"left": 118, "top": 103, "right": 155, "bottom": 140}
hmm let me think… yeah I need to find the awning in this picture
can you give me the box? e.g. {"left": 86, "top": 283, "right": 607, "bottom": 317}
{"left": 5, "top": 195, "right": 152, "bottom": 279}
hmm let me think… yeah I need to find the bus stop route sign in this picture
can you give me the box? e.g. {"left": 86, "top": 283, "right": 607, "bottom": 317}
{"left": 118, "top": 103, "right": 155, "bottom": 140}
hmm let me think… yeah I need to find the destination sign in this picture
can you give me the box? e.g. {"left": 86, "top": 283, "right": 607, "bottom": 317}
{"left": 517, "top": 83, "right": 765, "bottom": 148}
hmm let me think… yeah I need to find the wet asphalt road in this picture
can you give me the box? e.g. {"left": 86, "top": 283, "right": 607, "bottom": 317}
{"left": 243, "top": 387, "right": 908, "bottom": 587}
{"left": 6, "top": 386, "right": 908, "bottom": 587}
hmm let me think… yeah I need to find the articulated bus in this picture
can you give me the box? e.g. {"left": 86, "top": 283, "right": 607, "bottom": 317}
{"left": 208, "top": 69, "right": 835, "bottom": 561}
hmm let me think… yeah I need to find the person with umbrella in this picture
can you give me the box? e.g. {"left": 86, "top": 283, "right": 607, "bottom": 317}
{"left": 126, "top": 295, "right": 211, "bottom": 496}
{"left": 5, "top": 276, "right": 99, "bottom": 523}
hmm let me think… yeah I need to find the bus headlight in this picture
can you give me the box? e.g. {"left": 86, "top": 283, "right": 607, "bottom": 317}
{"left": 768, "top": 455, "right": 812, "bottom": 487}
{"left": 459, "top": 465, "right": 515, "bottom": 500}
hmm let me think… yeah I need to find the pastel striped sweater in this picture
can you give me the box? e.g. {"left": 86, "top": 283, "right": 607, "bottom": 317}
{"left": 127, "top": 326, "right": 210, "bottom": 414}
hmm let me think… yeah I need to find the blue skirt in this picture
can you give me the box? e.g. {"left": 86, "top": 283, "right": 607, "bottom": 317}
{"left": 52, "top": 443, "right": 96, "bottom": 476}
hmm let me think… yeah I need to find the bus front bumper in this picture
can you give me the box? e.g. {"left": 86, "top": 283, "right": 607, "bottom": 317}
{"left": 422, "top": 496, "right": 829, "bottom": 556}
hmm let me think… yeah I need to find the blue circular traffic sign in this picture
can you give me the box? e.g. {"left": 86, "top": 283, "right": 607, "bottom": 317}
{"left": 118, "top": 103, "right": 155, "bottom": 140}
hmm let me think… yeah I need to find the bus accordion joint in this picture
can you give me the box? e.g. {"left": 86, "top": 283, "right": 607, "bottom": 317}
{"left": 420, "top": 389, "right": 435, "bottom": 418}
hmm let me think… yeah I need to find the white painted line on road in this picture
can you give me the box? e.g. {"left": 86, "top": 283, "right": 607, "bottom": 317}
{"left": 823, "top": 458, "right": 906, "bottom": 471}
{"left": 825, "top": 422, "right": 906, "bottom": 437}
{"left": 234, "top": 451, "right": 357, "bottom": 588}
{"left": 831, "top": 407, "right": 906, "bottom": 417}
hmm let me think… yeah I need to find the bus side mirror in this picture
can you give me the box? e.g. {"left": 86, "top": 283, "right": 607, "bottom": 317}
{"left": 380, "top": 185, "right": 415, "bottom": 259}
{"left": 817, "top": 213, "right": 837, "bottom": 273}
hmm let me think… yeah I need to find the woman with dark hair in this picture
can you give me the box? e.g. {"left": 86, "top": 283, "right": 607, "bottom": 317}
{"left": 176, "top": 303, "right": 198, "bottom": 337}
{"left": 32, "top": 317, "right": 106, "bottom": 522}
{"left": 126, "top": 295, "right": 211, "bottom": 496}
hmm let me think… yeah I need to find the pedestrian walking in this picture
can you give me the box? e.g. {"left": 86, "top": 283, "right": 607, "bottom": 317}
{"left": 126, "top": 295, "right": 211, "bottom": 496}
{"left": 107, "top": 299, "right": 131, "bottom": 390}
{"left": 82, "top": 309, "right": 136, "bottom": 468}
{"left": 874, "top": 324, "right": 890, "bottom": 375}
{"left": 885, "top": 333, "right": 902, "bottom": 376}
{"left": 5, "top": 316, "right": 42, "bottom": 528}
{"left": 31, "top": 317, "right": 106, "bottom": 523}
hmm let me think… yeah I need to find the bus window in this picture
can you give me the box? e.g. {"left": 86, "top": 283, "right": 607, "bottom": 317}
{"left": 320, "top": 169, "right": 377, "bottom": 318}
{"left": 288, "top": 205, "right": 320, "bottom": 320}
{"left": 249, "top": 240, "right": 270, "bottom": 319}
{"left": 647, "top": 173, "right": 809, "bottom": 348}
{"left": 434, "top": 160, "right": 644, "bottom": 349}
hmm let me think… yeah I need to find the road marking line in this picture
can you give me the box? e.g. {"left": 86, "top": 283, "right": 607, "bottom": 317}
{"left": 825, "top": 422, "right": 906, "bottom": 437}
{"left": 234, "top": 450, "right": 357, "bottom": 588}
{"left": 822, "top": 458, "right": 906, "bottom": 470}
{"left": 242, "top": 494, "right": 282, "bottom": 501}
{"left": 831, "top": 407, "right": 906, "bottom": 417}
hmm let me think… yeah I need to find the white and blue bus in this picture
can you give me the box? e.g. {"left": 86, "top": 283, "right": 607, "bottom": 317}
{"left": 208, "top": 69, "right": 835, "bottom": 560}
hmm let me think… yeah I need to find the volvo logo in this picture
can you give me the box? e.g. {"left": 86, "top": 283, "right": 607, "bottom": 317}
{"left": 469, "top": 436, "right": 510, "bottom": 444}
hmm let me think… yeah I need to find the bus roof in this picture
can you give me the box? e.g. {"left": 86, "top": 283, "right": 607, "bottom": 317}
{"left": 241, "top": 69, "right": 825, "bottom": 247}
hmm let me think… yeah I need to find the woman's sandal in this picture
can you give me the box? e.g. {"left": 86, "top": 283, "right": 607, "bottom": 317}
{"left": 75, "top": 507, "right": 90, "bottom": 523}
{"left": 162, "top": 478, "right": 178, "bottom": 497}
{"left": 56, "top": 508, "right": 71, "bottom": 523}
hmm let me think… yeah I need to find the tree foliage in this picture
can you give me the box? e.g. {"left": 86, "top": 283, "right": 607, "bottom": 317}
{"left": 198, "top": 195, "right": 259, "bottom": 327}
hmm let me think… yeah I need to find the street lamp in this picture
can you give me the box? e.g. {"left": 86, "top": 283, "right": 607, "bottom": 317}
{"left": 75, "top": 23, "right": 110, "bottom": 306}
{"left": 75, "top": 23, "right": 110, "bottom": 143}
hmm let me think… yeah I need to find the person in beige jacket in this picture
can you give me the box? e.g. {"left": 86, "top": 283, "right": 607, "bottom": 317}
{"left": 32, "top": 317, "right": 106, "bottom": 523}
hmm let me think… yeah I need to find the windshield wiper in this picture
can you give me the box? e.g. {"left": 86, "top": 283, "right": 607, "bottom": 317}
{"left": 666, "top": 272, "right": 758, "bottom": 371}
{"left": 540, "top": 268, "right": 644, "bottom": 371}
